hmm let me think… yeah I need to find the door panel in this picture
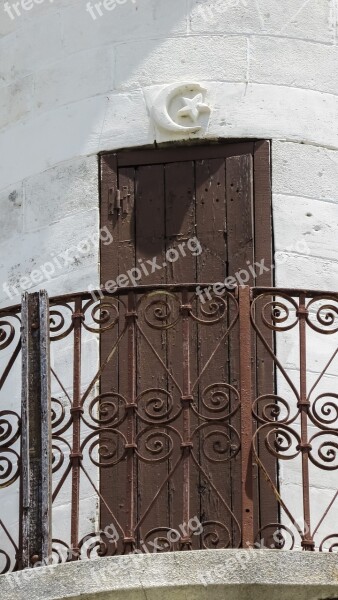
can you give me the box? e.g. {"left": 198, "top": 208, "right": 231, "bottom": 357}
{"left": 99, "top": 142, "right": 275, "bottom": 551}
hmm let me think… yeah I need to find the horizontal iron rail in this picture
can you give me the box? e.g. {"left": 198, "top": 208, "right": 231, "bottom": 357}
{"left": 1, "top": 286, "right": 338, "bottom": 315}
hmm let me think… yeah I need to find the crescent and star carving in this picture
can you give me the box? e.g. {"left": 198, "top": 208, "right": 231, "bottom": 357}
{"left": 151, "top": 83, "right": 211, "bottom": 133}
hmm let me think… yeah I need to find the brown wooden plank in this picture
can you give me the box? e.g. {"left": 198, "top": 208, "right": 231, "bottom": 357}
{"left": 134, "top": 165, "right": 169, "bottom": 550}
{"left": 227, "top": 154, "right": 255, "bottom": 284}
{"left": 116, "top": 142, "right": 255, "bottom": 167}
{"left": 239, "top": 285, "right": 254, "bottom": 547}
{"left": 254, "top": 141, "right": 273, "bottom": 289}
{"left": 226, "top": 154, "right": 255, "bottom": 547}
{"left": 135, "top": 165, "right": 166, "bottom": 259}
{"left": 99, "top": 155, "right": 121, "bottom": 549}
{"left": 253, "top": 140, "right": 278, "bottom": 541}
{"left": 195, "top": 158, "right": 233, "bottom": 548}
{"left": 100, "top": 154, "right": 117, "bottom": 290}
{"left": 115, "top": 167, "right": 136, "bottom": 552}
{"left": 99, "top": 159, "right": 136, "bottom": 552}
{"left": 165, "top": 161, "right": 199, "bottom": 548}
{"left": 195, "top": 158, "right": 227, "bottom": 279}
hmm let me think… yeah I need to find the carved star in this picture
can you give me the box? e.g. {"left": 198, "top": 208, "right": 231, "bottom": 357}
{"left": 177, "top": 93, "right": 210, "bottom": 123}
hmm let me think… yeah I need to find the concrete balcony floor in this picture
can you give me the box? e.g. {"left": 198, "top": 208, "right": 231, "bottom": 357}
{"left": 1, "top": 549, "right": 338, "bottom": 600}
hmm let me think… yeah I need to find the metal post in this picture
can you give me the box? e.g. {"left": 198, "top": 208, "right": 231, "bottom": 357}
{"left": 124, "top": 292, "right": 137, "bottom": 553}
{"left": 21, "top": 291, "right": 52, "bottom": 568}
{"left": 70, "top": 297, "right": 83, "bottom": 560}
{"left": 298, "top": 293, "right": 314, "bottom": 550}
{"left": 180, "top": 289, "right": 192, "bottom": 550}
{"left": 239, "top": 286, "right": 254, "bottom": 547}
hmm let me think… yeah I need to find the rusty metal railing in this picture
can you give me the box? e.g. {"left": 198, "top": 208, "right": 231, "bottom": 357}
{"left": 0, "top": 285, "right": 337, "bottom": 574}
{"left": 0, "top": 302, "right": 22, "bottom": 574}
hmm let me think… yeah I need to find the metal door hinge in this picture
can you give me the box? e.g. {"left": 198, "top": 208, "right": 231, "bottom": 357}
{"left": 109, "top": 186, "right": 130, "bottom": 216}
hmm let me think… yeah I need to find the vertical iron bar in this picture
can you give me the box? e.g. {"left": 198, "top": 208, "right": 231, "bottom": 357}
{"left": 39, "top": 291, "right": 52, "bottom": 563}
{"left": 298, "top": 293, "right": 314, "bottom": 550}
{"left": 125, "top": 292, "right": 137, "bottom": 553}
{"left": 70, "top": 297, "right": 83, "bottom": 559}
{"left": 181, "top": 289, "right": 192, "bottom": 550}
{"left": 21, "top": 291, "right": 52, "bottom": 568}
{"left": 21, "top": 293, "right": 29, "bottom": 569}
{"left": 239, "top": 286, "right": 254, "bottom": 547}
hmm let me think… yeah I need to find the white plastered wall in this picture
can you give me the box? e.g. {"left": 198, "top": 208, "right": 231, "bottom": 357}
{"left": 0, "top": 0, "right": 337, "bottom": 559}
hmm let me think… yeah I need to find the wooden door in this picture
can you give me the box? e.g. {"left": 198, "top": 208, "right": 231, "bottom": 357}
{"left": 99, "top": 141, "right": 275, "bottom": 552}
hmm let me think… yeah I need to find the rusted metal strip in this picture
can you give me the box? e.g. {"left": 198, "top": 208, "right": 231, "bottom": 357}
{"left": 181, "top": 289, "right": 192, "bottom": 550}
{"left": 0, "top": 338, "right": 21, "bottom": 391}
{"left": 21, "top": 291, "right": 52, "bottom": 568}
{"left": 239, "top": 286, "right": 254, "bottom": 547}
{"left": 48, "top": 283, "right": 237, "bottom": 306}
{"left": 39, "top": 291, "right": 52, "bottom": 563}
{"left": 298, "top": 293, "right": 314, "bottom": 551}
{"left": 252, "top": 287, "right": 338, "bottom": 299}
{"left": 124, "top": 292, "right": 137, "bottom": 553}
{"left": 20, "top": 293, "right": 29, "bottom": 568}
{"left": 70, "top": 297, "right": 84, "bottom": 559}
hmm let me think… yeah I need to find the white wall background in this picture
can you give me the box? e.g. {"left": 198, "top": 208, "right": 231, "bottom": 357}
{"left": 0, "top": 0, "right": 337, "bottom": 557}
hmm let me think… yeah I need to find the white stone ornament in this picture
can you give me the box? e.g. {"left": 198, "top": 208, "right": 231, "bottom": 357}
{"left": 151, "top": 83, "right": 211, "bottom": 133}
{"left": 177, "top": 93, "right": 210, "bottom": 123}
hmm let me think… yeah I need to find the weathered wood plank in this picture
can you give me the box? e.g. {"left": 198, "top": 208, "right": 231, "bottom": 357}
{"left": 226, "top": 154, "right": 255, "bottom": 547}
{"left": 253, "top": 140, "right": 277, "bottom": 539}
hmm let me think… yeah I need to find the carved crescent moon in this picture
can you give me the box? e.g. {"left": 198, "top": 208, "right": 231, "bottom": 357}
{"left": 152, "top": 83, "right": 207, "bottom": 133}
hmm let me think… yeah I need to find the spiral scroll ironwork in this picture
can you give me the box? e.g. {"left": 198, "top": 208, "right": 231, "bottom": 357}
{"left": 308, "top": 431, "right": 338, "bottom": 470}
{"left": 0, "top": 411, "right": 20, "bottom": 488}
{"left": 136, "top": 388, "right": 181, "bottom": 424}
{"left": 194, "top": 422, "right": 241, "bottom": 463}
{"left": 47, "top": 286, "right": 242, "bottom": 558}
{"left": 200, "top": 521, "right": 232, "bottom": 549}
{"left": 256, "top": 293, "right": 299, "bottom": 333}
{"left": 255, "top": 523, "right": 295, "bottom": 550}
{"left": 0, "top": 520, "right": 18, "bottom": 574}
{"left": 49, "top": 303, "right": 75, "bottom": 341}
{"left": 82, "top": 297, "right": 123, "bottom": 333}
{"left": 252, "top": 394, "right": 298, "bottom": 425}
{"left": 137, "top": 291, "right": 181, "bottom": 330}
{"left": 251, "top": 288, "right": 338, "bottom": 552}
{"left": 81, "top": 428, "right": 127, "bottom": 468}
{"left": 308, "top": 393, "right": 338, "bottom": 431}
{"left": 189, "top": 292, "right": 229, "bottom": 325}
{"left": 319, "top": 534, "right": 338, "bottom": 552}
{"left": 306, "top": 296, "right": 338, "bottom": 334}
{"left": 2, "top": 285, "right": 336, "bottom": 570}
{"left": 191, "top": 383, "right": 240, "bottom": 422}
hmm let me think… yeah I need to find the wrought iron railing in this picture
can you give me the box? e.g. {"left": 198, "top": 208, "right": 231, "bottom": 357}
{"left": 0, "top": 285, "right": 337, "bottom": 574}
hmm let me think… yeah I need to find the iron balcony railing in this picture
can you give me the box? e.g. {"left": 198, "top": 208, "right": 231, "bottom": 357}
{"left": 0, "top": 285, "right": 337, "bottom": 574}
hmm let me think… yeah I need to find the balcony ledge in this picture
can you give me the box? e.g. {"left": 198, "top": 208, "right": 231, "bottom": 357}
{"left": 1, "top": 549, "right": 338, "bottom": 600}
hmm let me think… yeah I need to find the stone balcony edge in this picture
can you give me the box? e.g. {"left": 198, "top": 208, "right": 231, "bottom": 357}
{"left": 1, "top": 549, "right": 338, "bottom": 600}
